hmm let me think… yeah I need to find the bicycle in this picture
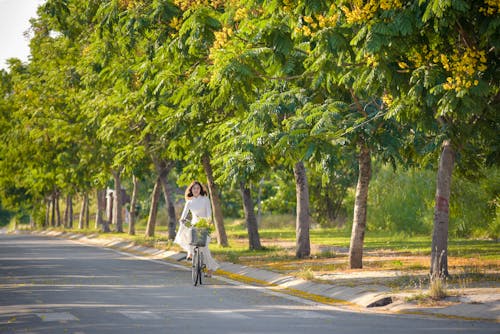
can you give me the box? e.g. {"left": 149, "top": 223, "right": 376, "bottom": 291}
{"left": 188, "top": 226, "right": 209, "bottom": 286}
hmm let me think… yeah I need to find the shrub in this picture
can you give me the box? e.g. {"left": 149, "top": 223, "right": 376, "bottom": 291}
{"left": 367, "top": 166, "right": 435, "bottom": 235}
{"left": 449, "top": 167, "right": 499, "bottom": 238}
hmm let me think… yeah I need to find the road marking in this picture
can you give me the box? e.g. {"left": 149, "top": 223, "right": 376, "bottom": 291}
{"left": 35, "top": 312, "right": 78, "bottom": 322}
{"left": 206, "top": 310, "right": 251, "bottom": 319}
{"left": 283, "top": 310, "right": 332, "bottom": 319}
{"left": 118, "top": 310, "right": 162, "bottom": 320}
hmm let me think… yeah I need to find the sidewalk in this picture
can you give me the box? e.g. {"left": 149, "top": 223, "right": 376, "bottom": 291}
{"left": 22, "top": 230, "right": 500, "bottom": 323}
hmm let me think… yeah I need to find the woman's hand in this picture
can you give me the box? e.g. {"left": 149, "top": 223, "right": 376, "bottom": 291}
{"left": 180, "top": 219, "right": 191, "bottom": 228}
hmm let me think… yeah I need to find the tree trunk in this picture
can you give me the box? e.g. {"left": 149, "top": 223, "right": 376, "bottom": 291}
{"left": 78, "top": 194, "right": 86, "bottom": 229}
{"left": 430, "top": 140, "right": 455, "bottom": 277}
{"left": 240, "top": 181, "right": 262, "bottom": 250}
{"left": 95, "top": 189, "right": 105, "bottom": 229}
{"left": 164, "top": 181, "right": 177, "bottom": 239}
{"left": 256, "top": 177, "right": 264, "bottom": 226}
{"left": 145, "top": 178, "right": 161, "bottom": 237}
{"left": 294, "top": 161, "right": 310, "bottom": 258}
{"left": 333, "top": 188, "right": 347, "bottom": 221}
{"left": 201, "top": 153, "right": 229, "bottom": 247}
{"left": 106, "top": 189, "right": 113, "bottom": 223}
{"left": 102, "top": 189, "right": 111, "bottom": 233}
{"left": 55, "top": 192, "right": 61, "bottom": 227}
{"left": 349, "top": 144, "right": 371, "bottom": 269}
{"left": 44, "top": 199, "right": 50, "bottom": 228}
{"left": 112, "top": 169, "right": 123, "bottom": 232}
{"left": 128, "top": 175, "right": 138, "bottom": 235}
{"left": 153, "top": 160, "right": 177, "bottom": 240}
{"left": 64, "top": 195, "right": 69, "bottom": 227}
{"left": 67, "top": 194, "right": 73, "bottom": 228}
{"left": 84, "top": 193, "right": 90, "bottom": 229}
{"left": 51, "top": 195, "right": 56, "bottom": 227}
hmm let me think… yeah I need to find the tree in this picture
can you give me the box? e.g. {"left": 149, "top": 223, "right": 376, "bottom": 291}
{"left": 338, "top": 0, "right": 499, "bottom": 275}
{"left": 151, "top": 2, "right": 230, "bottom": 246}
{"left": 5, "top": 0, "right": 106, "bottom": 228}
{"left": 207, "top": 1, "right": 315, "bottom": 257}
{"left": 284, "top": 0, "right": 420, "bottom": 268}
{"left": 77, "top": 0, "right": 178, "bottom": 236}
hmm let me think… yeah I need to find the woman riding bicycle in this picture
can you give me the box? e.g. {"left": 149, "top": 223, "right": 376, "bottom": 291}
{"left": 174, "top": 181, "right": 219, "bottom": 277}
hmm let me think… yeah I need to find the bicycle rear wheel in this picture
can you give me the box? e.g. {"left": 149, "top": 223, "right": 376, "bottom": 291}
{"left": 192, "top": 248, "right": 202, "bottom": 286}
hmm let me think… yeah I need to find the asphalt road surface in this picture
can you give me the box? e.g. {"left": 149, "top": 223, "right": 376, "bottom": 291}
{"left": 0, "top": 234, "right": 498, "bottom": 334}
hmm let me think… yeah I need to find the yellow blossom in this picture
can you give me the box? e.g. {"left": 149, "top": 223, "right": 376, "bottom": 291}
{"left": 302, "top": 25, "right": 312, "bottom": 36}
{"left": 342, "top": 0, "right": 402, "bottom": 24}
{"left": 365, "top": 54, "right": 378, "bottom": 67}
{"left": 82, "top": 46, "right": 91, "bottom": 57}
{"left": 382, "top": 93, "right": 393, "bottom": 107}
{"left": 303, "top": 16, "right": 314, "bottom": 24}
{"left": 213, "top": 26, "right": 234, "bottom": 49}
{"left": 398, "top": 61, "right": 408, "bottom": 69}
{"left": 174, "top": 0, "right": 208, "bottom": 11}
{"left": 169, "top": 17, "right": 182, "bottom": 30}
{"left": 409, "top": 45, "right": 487, "bottom": 93}
{"left": 479, "top": 0, "right": 500, "bottom": 15}
{"left": 234, "top": 7, "right": 249, "bottom": 21}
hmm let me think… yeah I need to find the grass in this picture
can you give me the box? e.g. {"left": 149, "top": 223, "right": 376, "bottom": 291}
{"left": 212, "top": 221, "right": 500, "bottom": 278}
{"left": 429, "top": 275, "right": 448, "bottom": 300}
{"left": 296, "top": 266, "right": 315, "bottom": 280}
{"left": 401, "top": 273, "right": 448, "bottom": 304}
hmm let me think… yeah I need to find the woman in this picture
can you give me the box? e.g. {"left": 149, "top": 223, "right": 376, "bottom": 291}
{"left": 174, "top": 181, "right": 219, "bottom": 277}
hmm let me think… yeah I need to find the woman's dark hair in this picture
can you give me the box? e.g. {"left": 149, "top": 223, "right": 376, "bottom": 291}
{"left": 185, "top": 181, "right": 208, "bottom": 200}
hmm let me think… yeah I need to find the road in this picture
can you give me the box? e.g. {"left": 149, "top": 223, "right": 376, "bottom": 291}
{"left": 0, "top": 233, "right": 497, "bottom": 334}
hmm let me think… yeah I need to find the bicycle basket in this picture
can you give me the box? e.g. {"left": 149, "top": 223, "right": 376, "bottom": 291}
{"left": 188, "top": 227, "right": 209, "bottom": 247}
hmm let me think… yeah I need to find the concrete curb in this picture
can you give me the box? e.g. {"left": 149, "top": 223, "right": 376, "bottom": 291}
{"left": 16, "top": 230, "right": 500, "bottom": 323}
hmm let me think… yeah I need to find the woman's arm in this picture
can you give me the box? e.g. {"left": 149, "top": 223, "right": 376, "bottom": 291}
{"left": 205, "top": 196, "right": 212, "bottom": 219}
{"left": 179, "top": 200, "right": 190, "bottom": 223}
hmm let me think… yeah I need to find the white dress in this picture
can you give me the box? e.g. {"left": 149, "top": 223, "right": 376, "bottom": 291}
{"left": 174, "top": 195, "right": 219, "bottom": 271}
